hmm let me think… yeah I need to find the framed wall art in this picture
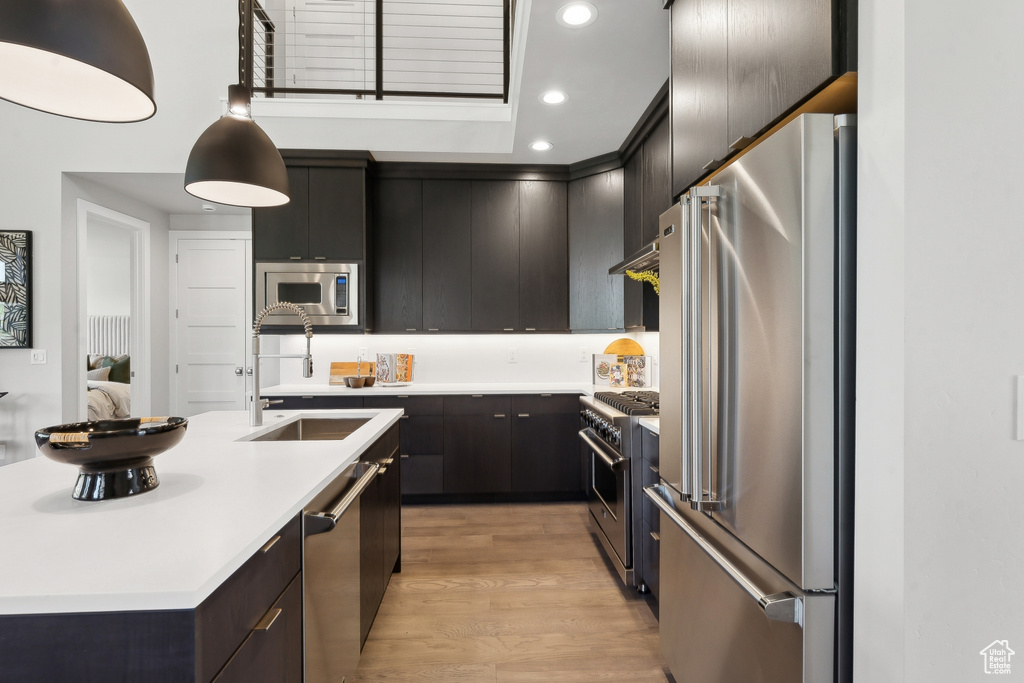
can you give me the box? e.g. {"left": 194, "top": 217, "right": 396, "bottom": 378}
{"left": 0, "top": 230, "right": 31, "bottom": 348}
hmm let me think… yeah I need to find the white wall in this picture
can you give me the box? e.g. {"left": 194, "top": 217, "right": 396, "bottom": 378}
{"left": 86, "top": 219, "right": 132, "bottom": 317}
{"left": 276, "top": 331, "right": 660, "bottom": 386}
{"left": 856, "top": 1, "right": 1024, "bottom": 680}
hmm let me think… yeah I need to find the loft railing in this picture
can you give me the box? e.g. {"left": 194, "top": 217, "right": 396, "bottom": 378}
{"left": 243, "top": 0, "right": 513, "bottom": 104}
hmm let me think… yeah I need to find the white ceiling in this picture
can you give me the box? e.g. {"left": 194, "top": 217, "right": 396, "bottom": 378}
{"left": 82, "top": 0, "right": 670, "bottom": 217}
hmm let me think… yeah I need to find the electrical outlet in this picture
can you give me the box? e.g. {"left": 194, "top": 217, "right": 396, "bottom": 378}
{"left": 578, "top": 348, "right": 589, "bottom": 362}
{"left": 358, "top": 347, "right": 368, "bottom": 359}
{"left": 30, "top": 349, "right": 46, "bottom": 365}
{"left": 507, "top": 347, "right": 518, "bottom": 363}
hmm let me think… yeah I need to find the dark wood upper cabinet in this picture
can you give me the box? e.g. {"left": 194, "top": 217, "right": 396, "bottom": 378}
{"left": 569, "top": 169, "right": 624, "bottom": 332}
{"left": 623, "top": 151, "right": 643, "bottom": 257}
{"left": 726, "top": 0, "right": 833, "bottom": 144}
{"left": 308, "top": 167, "right": 366, "bottom": 261}
{"left": 422, "top": 179, "right": 473, "bottom": 332}
{"left": 641, "top": 114, "right": 672, "bottom": 246}
{"left": 471, "top": 180, "right": 520, "bottom": 331}
{"left": 519, "top": 181, "right": 568, "bottom": 332}
{"left": 374, "top": 178, "right": 423, "bottom": 332}
{"left": 253, "top": 166, "right": 310, "bottom": 260}
{"left": 670, "top": 0, "right": 729, "bottom": 199}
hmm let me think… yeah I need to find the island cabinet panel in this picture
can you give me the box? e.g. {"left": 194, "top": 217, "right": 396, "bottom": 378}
{"left": 443, "top": 395, "right": 512, "bottom": 493}
{"left": 359, "top": 423, "right": 402, "bottom": 647}
{"left": 373, "top": 178, "right": 424, "bottom": 332}
{"left": 471, "top": 181, "right": 520, "bottom": 331}
{"left": 569, "top": 169, "right": 624, "bottom": 331}
{"left": 519, "top": 180, "right": 569, "bottom": 331}
{"left": 308, "top": 167, "right": 367, "bottom": 262}
{"left": 511, "top": 394, "right": 582, "bottom": 495}
{"left": 670, "top": 0, "right": 730, "bottom": 198}
{"left": 212, "top": 574, "right": 303, "bottom": 683}
{"left": 422, "top": 179, "right": 473, "bottom": 331}
{"left": 253, "top": 166, "right": 310, "bottom": 260}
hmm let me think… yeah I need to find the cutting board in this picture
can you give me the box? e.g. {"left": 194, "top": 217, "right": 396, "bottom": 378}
{"left": 329, "top": 362, "right": 375, "bottom": 385}
{"left": 603, "top": 338, "right": 645, "bottom": 356}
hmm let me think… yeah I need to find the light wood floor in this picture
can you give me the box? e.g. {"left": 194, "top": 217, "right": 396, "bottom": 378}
{"left": 352, "top": 502, "right": 671, "bottom": 682}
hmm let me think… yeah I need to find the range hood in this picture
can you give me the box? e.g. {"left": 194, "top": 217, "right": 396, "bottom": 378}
{"left": 608, "top": 239, "right": 659, "bottom": 275}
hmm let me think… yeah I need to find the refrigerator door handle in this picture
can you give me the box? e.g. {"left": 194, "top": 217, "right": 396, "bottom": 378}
{"left": 644, "top": 484, "right": 804, "bottom": 624}
{"left": 688, "top": 185, "right": 724, "bottom": 512}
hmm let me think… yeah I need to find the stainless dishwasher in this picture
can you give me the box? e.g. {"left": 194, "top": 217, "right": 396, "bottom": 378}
{"left": 303, "top": 461, "right": 378, "bottom": 683}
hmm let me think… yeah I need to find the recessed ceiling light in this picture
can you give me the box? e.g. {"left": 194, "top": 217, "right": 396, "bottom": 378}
{"left": 540, "top": 90, "right": 567, "bottom": 105}
{"left": 530, "top": 141, "right": 554, "bottom": 152}
{"left": 556, "top": 2, "right": 598, "bottom": 28}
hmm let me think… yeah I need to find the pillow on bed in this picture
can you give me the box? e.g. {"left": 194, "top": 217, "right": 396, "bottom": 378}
{"left": 87, "top": 366, "right": 111, "bottom": 381}
{"left": 95, "top": 355, "right": 131, "bottom": 384}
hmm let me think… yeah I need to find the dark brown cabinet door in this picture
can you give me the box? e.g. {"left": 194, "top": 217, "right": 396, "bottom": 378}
{"left": 381, "top": 441, "right": 402, "bottom": 583}
{"left": 519, "top": 180, "right": 568, "bottom": 331}
{"left": 253, "top": 166, "right": 309, "bottom": 260}
{"left": 374, "top": 178, "right": 423, "bottom": 332}
{"left": 670, "top": 0, "right": 729, "bottom": 198}
{"left": 443, "top": 395, "right": 511, "bottom": 493}
{"left": 642, "top": 114, "right": 672, "bottom": 245}
{"left": 727, "top": 0, "right": 833, "bottom": 145}
{"left": 308, "top": 167, "right": 366, "bottom": 261}
{"left": 511, "top": 395, "right": 581, "bottom": 494}
{"left": 471, "top": 180, "right": 520, "bottom": 331}
{"left": 568, "top": 169, "right": 624, "bottom": 331}
{"left": 212, "top": 575, "right": 303, "bottom": 683}
{"left": 623, "top": 150, "right": 644, "bottom": 331}
{"left": 360, "top": 473, "right": 384, "bottom": 647}
{"left": 422, "top": 179, "right": 472, "bottom": 331}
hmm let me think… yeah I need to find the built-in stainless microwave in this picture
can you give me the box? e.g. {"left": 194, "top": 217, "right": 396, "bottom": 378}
{"left": 256, "top": 261, "right": 359, "bottom": 326}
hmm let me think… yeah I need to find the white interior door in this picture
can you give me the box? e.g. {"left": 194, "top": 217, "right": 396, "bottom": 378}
{"left": 174, "top": 238, "right": 251, "bottom": 416}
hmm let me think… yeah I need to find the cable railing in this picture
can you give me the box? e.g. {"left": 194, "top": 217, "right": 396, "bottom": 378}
{"left": 244, "top": 0, "right": 513, "bottom": 103}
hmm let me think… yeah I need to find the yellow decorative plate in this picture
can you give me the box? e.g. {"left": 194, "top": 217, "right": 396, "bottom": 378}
{"left": 603, "top": 338, "right": 645, "bottom": 356}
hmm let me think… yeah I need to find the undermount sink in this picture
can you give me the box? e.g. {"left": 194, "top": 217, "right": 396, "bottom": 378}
{"left": 249, "top": 417, "right": 371, "bottom": 442}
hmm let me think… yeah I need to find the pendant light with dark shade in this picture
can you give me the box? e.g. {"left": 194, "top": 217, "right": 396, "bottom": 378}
{"left": 0, "top": 0, "right": 155, "bottom": 123}
{"left": 183, "top": 0, "right": 289, "bottom": 208}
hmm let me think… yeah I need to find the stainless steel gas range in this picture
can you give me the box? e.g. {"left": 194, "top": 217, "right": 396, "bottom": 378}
{"left": 579, "top": 390, "right": 658, "bottom": 591}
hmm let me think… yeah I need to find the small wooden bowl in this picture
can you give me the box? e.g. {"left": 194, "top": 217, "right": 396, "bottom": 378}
{"left": 344, "top": 376, "right": 366, "bottom": 388}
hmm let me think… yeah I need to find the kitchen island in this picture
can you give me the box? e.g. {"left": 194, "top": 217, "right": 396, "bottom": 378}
{"left": 0, "top": 407, "right": 402, "bottom": 681}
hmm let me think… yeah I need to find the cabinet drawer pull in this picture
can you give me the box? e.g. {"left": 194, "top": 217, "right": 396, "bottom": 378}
{"left": 541, "top": 393, "right": 552, "bottom": 397}
{"left": 378, "top": 467, "right": 388, "bottom": 475}
{"left": 398, "top": 395, "right": 409, "bottom": 399}
{"left": 494, "top": 414, "right": 506, "bottom": 419}
{"left": 518, "top": 413, "right": 530, "bottom": 418}
{"left": 428, "top": 328, "right": 439, "bottom": 332}
{"left": 406, "top": 328, "right": 417, "bottom": 332}
{"left": 729, "top": 135, "right": 755, "bottom": 151}
{"left": 401, "top": 415, "right": 410, "bottom": 420}
{"left": 525, "top": 328, "right": 536, "bottom": 331}
{"left": 289, "top": 256, "right": 302, "bottom": 260}
{"left": 400, "top": 454, "right": 410, "bottom": 459}
{"left": 302, "top": 396, "right": 314, "bottom": 399}
{"left": 260, "top": 535, "right": 281, "bottom": 554}
{"left": 472, "top": 394, "right": 483, "bottom": 398}
{"left": 650, "top": 465, "right": 659, "bottom": 475}
{"left": 314, "top": 256, "right": 327, "bottom": 260}
{"left": 650, "top": 531, "right": 660, "bottom": 542}
{"left": 255, "top": 608, "right": 283, "bottom": 631}
{"left": 503, "top": 328, "right": 514, "bottom": 331}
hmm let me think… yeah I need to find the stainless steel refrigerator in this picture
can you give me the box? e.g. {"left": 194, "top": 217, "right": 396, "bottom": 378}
{"left": 648, "top": 113, "right": 855, "bottom": 683}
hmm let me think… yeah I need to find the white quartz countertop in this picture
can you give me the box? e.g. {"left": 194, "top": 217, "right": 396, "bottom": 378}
{"left": 262, "top": 382, "right": 596, "bottom": 396}
{"left": 0, "top": 408, "right": 401, "bottom": 616}
{"left": 639, "top": 417, "right": 660, "bottom": 433}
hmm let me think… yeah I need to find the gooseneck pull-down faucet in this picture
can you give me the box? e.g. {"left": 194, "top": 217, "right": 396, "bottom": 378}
{"left": 250, "top": 302, "right": 313, "bottom": 427}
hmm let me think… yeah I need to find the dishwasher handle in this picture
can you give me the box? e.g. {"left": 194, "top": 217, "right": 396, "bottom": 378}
{"left": 304, "top": 463, "right": 380, "bottom": 536}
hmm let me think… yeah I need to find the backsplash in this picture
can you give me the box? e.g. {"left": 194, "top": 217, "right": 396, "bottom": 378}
{"left": 278, "top": 332, "right": 660, "bottom": 386}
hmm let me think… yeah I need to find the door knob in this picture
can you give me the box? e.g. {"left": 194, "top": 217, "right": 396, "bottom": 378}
{"left": 235, "top": 366, "right": 244, "bottom": 376}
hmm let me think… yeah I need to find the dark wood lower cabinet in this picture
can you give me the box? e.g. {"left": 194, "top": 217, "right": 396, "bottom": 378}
{"left": 443, "top": 395, "right": 512, "bottom": 494}
{"left": 511, "top": 394, "right": 582, "bottom": 495}
{"left": 360, "top": 423, "right": 402, "bottom": 647}
{"left": 213, "top": 574, "right": 303, "bottom": 683}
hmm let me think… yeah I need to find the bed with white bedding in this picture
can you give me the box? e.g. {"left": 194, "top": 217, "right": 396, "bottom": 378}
{"left": 86, "top": 379, "right": 132, "bottom": 421}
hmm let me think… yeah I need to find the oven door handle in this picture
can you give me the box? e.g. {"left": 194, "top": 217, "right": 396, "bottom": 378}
{"left": 579, "top": 429, "right": 628, "bottom": 471}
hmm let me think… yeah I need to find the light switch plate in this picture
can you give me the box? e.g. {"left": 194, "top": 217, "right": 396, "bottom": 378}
{"left": 30, "top": 349, "right": 46, "bottom": 365}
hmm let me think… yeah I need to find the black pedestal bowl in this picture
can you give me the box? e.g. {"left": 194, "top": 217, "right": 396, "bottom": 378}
{"left": 35, "top": 417, "right": 188, "bottom": 501}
